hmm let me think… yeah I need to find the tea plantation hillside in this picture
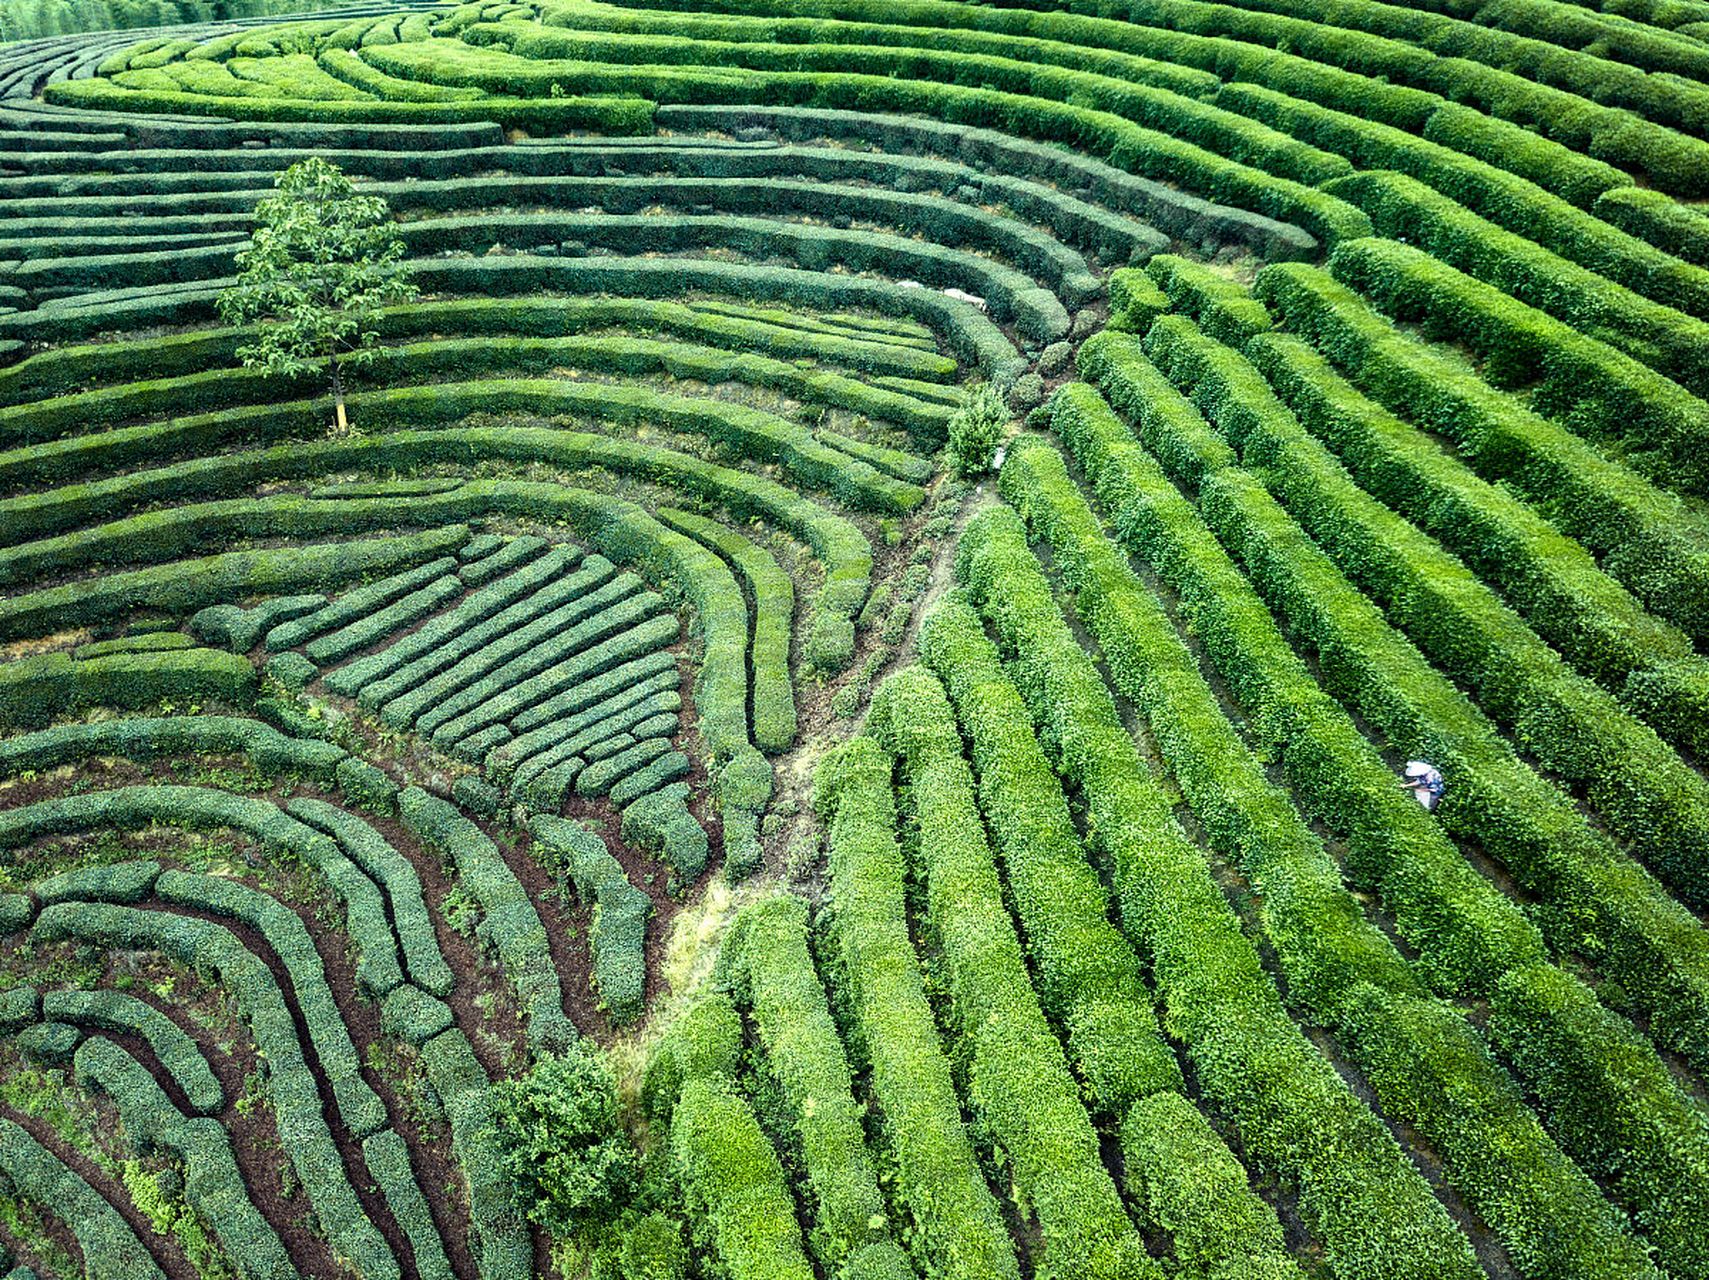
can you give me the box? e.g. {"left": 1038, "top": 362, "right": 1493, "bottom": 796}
{"left": 3, "top": 2, "right": 1709, "bottom": 1278}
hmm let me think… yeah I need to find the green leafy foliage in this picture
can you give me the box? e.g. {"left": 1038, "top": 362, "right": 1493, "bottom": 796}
{"left": 217, "top": 157, "right": 416, "bottom": 433}
{"left": 946, "top": 382, "right": 1009, "bottom": 477}
{"left": 492, "top": 1048, "right": 639, "bottom": 1238}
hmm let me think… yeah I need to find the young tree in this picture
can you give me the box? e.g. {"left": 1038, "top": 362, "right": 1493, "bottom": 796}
{"left": 946, "top": 381, "right": 1011, "bottom": 476}
{"left": 217, "top": 156, "right": 416, "bottom": 436}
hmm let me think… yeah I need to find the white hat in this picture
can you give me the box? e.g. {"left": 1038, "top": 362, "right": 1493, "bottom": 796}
{"left": 1402, "top": 760, "right": 1434, "bottom": 779}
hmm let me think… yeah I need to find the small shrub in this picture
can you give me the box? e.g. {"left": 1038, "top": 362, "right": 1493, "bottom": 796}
{"left": 492, "top": 1047, "right": 639, "bottom": 1237}
{"left": 947, "top": 383, "right": 1009, "bottom": 476}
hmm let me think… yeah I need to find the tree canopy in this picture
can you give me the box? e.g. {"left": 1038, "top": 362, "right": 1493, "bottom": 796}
{"left": 217, "top": 156, "right": 415, "bottom": 435}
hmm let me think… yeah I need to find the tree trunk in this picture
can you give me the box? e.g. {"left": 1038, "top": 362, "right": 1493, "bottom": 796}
{"left": 329, "top": 355, "right": 349, "bottom": 436}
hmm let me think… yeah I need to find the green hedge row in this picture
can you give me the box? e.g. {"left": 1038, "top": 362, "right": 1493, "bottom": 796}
{"left": 503, "top": 682, "right": 679, "bottom": 785}
{"left": 14, "top": 1021, "right": 79, "bottom": 1067}
{"left": 286, "top": 798, "right": 456, "bottom": 999}
{"left": 1407, "top": 0, "right": 1709, "bottom": 78}
{"left": 986, "top": 448, "right": 1489, "bottom": 1280}
{"left": 1325, "top": 231, "right": 1709, "bottom": 493}
{"left": 658, "top": 508, "right": 795, "bottom": 753}
{"left": 1253, "top": 263, "right": 1709, "bottom": 644}
{"left": 347, "top": 548, "right": 596, "bottom": 710}
{"left": 0, "top": 986, "right": 37, "bottom": 1032}
{"left": 1192, "top": 330, "right": 1709, "bottom": 1062}
{"left": 0, "top": 296, "right": 955, "bottom": 412}
{"left": 5, "top": 783, "right": 410, "bottom": 1007}
{"left": 0, "top": 714, "right": 343, "bottom": 784}
{"left": 1328, "top": 165, "right": 1709, "bottom": 389}
{"left": 601, "top": 745, "right": 694, "bottom": 805}
{"left": 619, "top": 784, "right": 707, "bottom": 887}
{"left": 415, "top": 595, "right": 671, "bottom": 745}
{"left": 30, "top": 902, "right": 399, "bottom": 1280}
{"left": 0, "top": 385, "right": 920, "bottom": 547}
{"left": 0, "top": 648, "right": 254, "bottom": 729}
{"left": 370, "top": 172, "right": 1101, "bottom": 309}
{"left": 654, "top": 102, "right": 1317, "bottom": 259}
{"left": 0, "top": 1115, "right": 165, "bottom": 1280}
{"left": 658, "top": 994, "right": 815, "bottom": 1280}
{"left": 1043, "top": 372, "right": 1701, "bottom": 1274}
{"left": 152, "top": 866, "right": 389, "bottom": 1131}
{"left": 381, "top": 30, "right": 1368, "bottom": 247}
{"left": 1121, "top": 317, "right": 1709, "bottom": 923}
{"left": 360, "top": 1128, "right": 455, "bottom": 1280}
{"left": 72, "top": 633, "right": 197, "bottom": 661}
{"left": 398, "top": 787, "right": 572, "bottom": 1053}
{"left": 362, "top": 133, "right": 1168, "bottom": 267}
{"left": 268, "top": 556, "right": 459, "bottom": 652}
{"left": 419, "top": 1026, "right": 530, "bottom": 1280}
{"left": 380, "top": 984, "right": 454, "bottom": 1048}
{"left": 0, "top": 256, "right": 1021, "bottom": 387}
{"left": 552, "top": 0, "right": 1709, "bottom": 201}
{"left": 578, "top": 736, "right": 674, "bottom": 798}
{"left": 70, "top": 1036, "right": 297, "bottom": 1280}
{"left": 317, "top": 46, "right": 484, "bottom": 102}
{"left": 1106, "top": 267, "right": 1170, "bottom": 334}
{"left": 0, "top": 438, "right": 871, "bottom": 671}
{"left": 0, "top": 524, "right": 464, "bottom": 643}
{"left": 43, "top": 76, "right": 657, "bottom": 132}
{"left": 867, "top": 665, "right": 1159, "bottom": 1280}
{"left": 1240, "top": 0, "right": 1709, "bottom": 159}
{"left": 194, "top": 595, "right": 322, "bottom": 654}
{"left": 628, "top": 0, "right": 1651, "bottom": 200}
{"left": 1144, "top": 253, "right": 1271, "bottom": 347}
{"left": 642, "top": 987, "right": 737, "bottom": 1119}
{"left": 489, "top": 654, "right": 677, "bottom": 784}
{"left": 0, "top": 331, "right": 950, "bottom": 461}
{"left": 529, "top": 815, "right": 649, "bottom": 1024}
{"left": 459, "top": 532, "right": 546, "bottom": 578}
{"left": 535, "top": 498, "right": 754, "bottom": 749}
{"left": 815, "top": 427, "right": 934, "bottom": 485}
{"left": 1130, "top": 297, "right": 1709, "bottom": 1016}
{"left": 1215, "top": 81, "right": 1709, "bottom": 316}
{"left": 1247, "top": 331, "right": 1709, "bottom": 754}
{"left": 31, "top": 859, "right": 159, "bottom": 908}
{"left": 1081, "top": 0, "right": 1709, "bottom": 193}
{"left": 1489, "top": 962, "right": 1709, "bottom": 1280}
{"left": 811, "top": 736, "right": 1020, "bottom": 1280}
{"left": 1595, "top": 187, "right": 1709, "bottom": 270}
{"left": 908, "top": 612, "right": 1181, "bottom": 1114}
{"left": 12, "top": 204, "right": 1068, "bottom": 346}
{"left": 716, "top": 894, "right": 889, "bottom": 1273}
{"left": 514, "top": 757, "right": 581, "bottom": 815}
{"left": 306, "top": 572, "right": 464, "bottom": 667}
{"left": 497, "top": 8, "right": 1352, "bottom": 205}
{"left": 713, "top": 747, "right": 771, "bottom": 882}
{"left": 1120, "top": 1091, "right": 1301, "bottom": 1280}
{"left": 45, "top": 987, "right": 223, "bottom": 1115}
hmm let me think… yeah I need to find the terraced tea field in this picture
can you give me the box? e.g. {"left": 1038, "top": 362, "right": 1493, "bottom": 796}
{"left": 3, "top": 2, "right": 1709, "bottom": 1278}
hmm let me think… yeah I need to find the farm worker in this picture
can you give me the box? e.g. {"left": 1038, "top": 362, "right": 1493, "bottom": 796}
{"left": 1401, "top": 760, "right": 1445, "bottom": 811}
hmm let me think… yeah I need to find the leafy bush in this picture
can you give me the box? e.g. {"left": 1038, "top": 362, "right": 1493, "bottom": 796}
{"left": 946, "top": 382, "right": 1008, "bottom": 476}
{"left": 492, "top": 1048, "right": 639, "bottom": 1237}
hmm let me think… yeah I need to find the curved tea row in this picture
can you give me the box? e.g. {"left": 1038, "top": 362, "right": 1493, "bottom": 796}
{"left": 4, "top": 1, "right": 1709, "bottom": 1278}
